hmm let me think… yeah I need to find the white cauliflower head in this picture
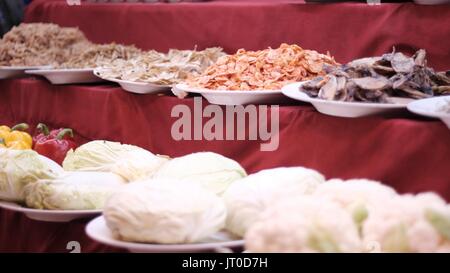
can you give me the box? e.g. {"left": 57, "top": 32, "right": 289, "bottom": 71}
{"left": 245, "top": 196, "right": 362, "bottom": 253}
{"left": 362, "top": 192, "right": 450, "bottom": 253}
{"left": 314, "top": 179, "right": 398, "bottom": 229}
{"left": 223, "top": 167, "right": 325, "bottom": 237}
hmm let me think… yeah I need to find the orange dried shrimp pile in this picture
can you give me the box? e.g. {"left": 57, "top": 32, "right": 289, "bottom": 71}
{"left": 187, "top": 43, "right": 338, "bottom": 91}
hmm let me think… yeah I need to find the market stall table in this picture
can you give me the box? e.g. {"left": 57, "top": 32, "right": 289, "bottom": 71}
{"left": 1, "top": 77, "right": 450, "bottom": 251}
{"left": 0, "top": 0, "right": 449, "bottom": 252}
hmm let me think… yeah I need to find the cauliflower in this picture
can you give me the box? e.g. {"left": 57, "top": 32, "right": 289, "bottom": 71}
{"left": 313, "top": 179, "right": 397, "bottom": 230}
{"left": 362, "top": 192, "right": 450, "bottom": 253}
{"left": 223, "top": 167, "right": 325, "bottom": 237}
{"left": 245, "top": 196, "right": 362, "bottom": 253}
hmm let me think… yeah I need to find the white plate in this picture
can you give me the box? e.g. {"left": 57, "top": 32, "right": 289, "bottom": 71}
{"left": 0, "top": 201, "right": 102, "bottom": 222}
{"left": 174, "top": 83, "right": 287, "bottom": 105}
{"left": 407, "top": 95, "right": 450, "bottom": 129}
{"left": 86, "top": 216, "right": 244, "bottom": 253}
{"left": 93, "top": 68, "right": 171, "bottom": 94}
{"left": 414, "top": 0, "right": 450, "bottom": 5}
{"left": 0, "top": 66, "right": 52, "bottom": 79}
{"left": 26, "top": 68, "right": 104, "bottom": 84}
{"left": 282, "top": 81, "right": 412, "bottom": 118}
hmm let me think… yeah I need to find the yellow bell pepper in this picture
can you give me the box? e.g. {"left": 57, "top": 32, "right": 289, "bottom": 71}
{"left": 0, "top": 123, "right": 32, "bottom": 150}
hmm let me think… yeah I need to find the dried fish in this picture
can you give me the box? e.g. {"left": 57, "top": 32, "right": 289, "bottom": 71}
{"left": 0, "top": 23, "right": 88, "bottom": 66}
{"left": 299, "top": 48, "right": 450, "bottom": 103}
{"left": 318, "top": 75, "right": 338, "bottom": 100}
{"left": 391, "top": 52, "right": 415, "bottom": 73}
{"left": 59, "top": 43, "right": 143, "bottom": 68}
{"left": 96, "top": 47, "right": 225, "bottom": 85}
{"left": 352, "top": 77, "right": 390, "bottom": 90}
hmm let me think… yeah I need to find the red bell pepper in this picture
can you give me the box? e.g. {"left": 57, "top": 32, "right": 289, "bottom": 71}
{"left": 33, "top": 123, "right": 74, "bottom": 147}
{"left": 33, "top": 126, "right": 77, "bottom": 165}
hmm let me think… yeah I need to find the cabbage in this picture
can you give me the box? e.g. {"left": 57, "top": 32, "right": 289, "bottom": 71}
{"left": 153, "top": 152, "right": 247, "bottom": 195}
{"left": 24, "top": 171, "right": 126, "bottom": 210}
{"left": 62, "top": 140, "right": 168, "bottom": 182}
{"left": 104, "top": 179, "right": 227, "bottom": 244}
{"left": 0, "top": 149, "right": 63, "bottom": 202}
{"left": 223, "top": 167, "right": 325, "bottom": 237}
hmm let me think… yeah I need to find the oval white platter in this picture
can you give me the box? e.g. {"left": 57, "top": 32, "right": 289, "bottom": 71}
{"left": 0, "top": 201, "right": 102, "bottom": 222}
{"left": 281, "top": 81, "right": 412, "bottom": 118}
{"left": 0, "top": 65, "right": 52, "bottom": 79}
{"left": 407, "top": 95, "right": 450, "bottom": 129}
{"left": 93, "top": 68, "right": 171, "bottom": 94}
{"left": 174, "top": 83, "right": 288, "bottom": 105}
{"left": 86, "top": 216, "right": 244, "bottom": 253}
{"left": 26, "top": 68, "right": 104, "bottom": 84}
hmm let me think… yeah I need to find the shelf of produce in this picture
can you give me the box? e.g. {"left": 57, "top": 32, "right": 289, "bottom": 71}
{"left": 1, "top": 0, "right": 449, "bottom": 253}
{"left": 2, "top": 78, "right": 450, "bottom": 251}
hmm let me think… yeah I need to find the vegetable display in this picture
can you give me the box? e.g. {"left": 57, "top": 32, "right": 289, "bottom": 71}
{"left": 1, "top": 134, "right": 449, "bottom": 253}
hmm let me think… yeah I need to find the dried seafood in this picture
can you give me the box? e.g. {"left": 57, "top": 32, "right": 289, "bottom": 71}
{"left": 0, "top": 23, "right": 89, "bottom": 67}
{"left": 59, "top": 43, "right": 143, "bottom": 69}
{"left": 187, "top": 43, "right": 338, "bottom": 90}
{"left": 300, "top": 49, "right": 450, "bottom": 103}
{"left": 96, "top": 47, "right": 224, "bottom": 85}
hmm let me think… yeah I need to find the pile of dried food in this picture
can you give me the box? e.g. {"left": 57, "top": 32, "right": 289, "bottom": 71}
{"left": 187, "top": 43, "right": 338, "bottom": 91}
{"left": 96, "top": 47, "right": 224, "bottom": 85}
{"left": 59, "top": 43, "right": 143, "bottom": 69}
{"left": 0, "top": 23, "right": 89, "bottom": 67}
{"left": 300, "top": 49, "right": 450, "bottom": 103}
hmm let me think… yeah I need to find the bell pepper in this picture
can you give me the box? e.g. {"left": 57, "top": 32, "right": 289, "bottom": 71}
{"left": 33, "top": 123, "right": 75, "bottom": 147}
{"left": 34, "top": 128, "right": 77, "bottom": 165}
{"left": 0, "top": 123, "right": 33, "bottom": 150}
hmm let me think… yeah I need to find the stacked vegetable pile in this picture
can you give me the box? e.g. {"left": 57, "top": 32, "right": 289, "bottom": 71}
{"left": 1, "top": 131, "right": 449, "bottom": 252}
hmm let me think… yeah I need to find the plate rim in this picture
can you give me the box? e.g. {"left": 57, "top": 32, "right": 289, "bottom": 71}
{"left": 25, "top": 68, "right": 95, "bottom": 74}
{"left": 407, "top": 95, "right": 450, "bottom": 119}
{"left": 175, "top": 83, "right": 282, "bottom": 95}
{"left": 86, "top": 216, "right": 244, "bottom": 252}
{"left": 0, "top": 200, "right": 102, "bottom": 215}
{"left": 93, "top": 68, "right": 172, "bottom": 88}
{"left": 0, "top": 65, "right": 53, "bottom": 70}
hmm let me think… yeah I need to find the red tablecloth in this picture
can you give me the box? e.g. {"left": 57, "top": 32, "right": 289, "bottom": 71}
{"left": 1, "top": 0, "right": 450, "bottom": 252}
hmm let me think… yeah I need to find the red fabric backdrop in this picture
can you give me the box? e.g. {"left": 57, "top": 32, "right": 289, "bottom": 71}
{"left": 0, "top": 0, "right": 449, "bottom": 252}
{"left": 25, "top": 0, "right": 450, "bottom": 70}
